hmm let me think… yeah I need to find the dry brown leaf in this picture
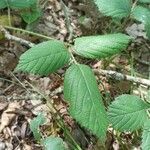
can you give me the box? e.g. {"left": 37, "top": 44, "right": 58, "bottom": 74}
{"left": 23, "top": 144, "right": 32, "bottom": 150}
{"left": 0, "top": 101, "right": 20, "bottom": 133}
{"left": 0, "top": 101, "right": 8, "bottom": 112}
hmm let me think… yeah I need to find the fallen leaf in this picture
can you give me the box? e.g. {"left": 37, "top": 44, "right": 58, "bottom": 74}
{"left": 0, "top": 101, "right": 20, "bottom": 133}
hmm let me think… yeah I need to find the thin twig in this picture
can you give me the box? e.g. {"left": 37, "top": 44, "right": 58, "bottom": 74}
{"left": 0, "top": 26, "right": 35, "bottom": 47}
{"left": 94, "top": 69, "right": 150, "bottom": 87}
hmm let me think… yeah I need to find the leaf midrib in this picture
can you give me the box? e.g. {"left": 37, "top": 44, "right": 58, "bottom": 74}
{"left": 77, "top": 64, "right": 105, "bottom": 134}
{"left": 21, "top": 50, "right": 68, "bottom": 62}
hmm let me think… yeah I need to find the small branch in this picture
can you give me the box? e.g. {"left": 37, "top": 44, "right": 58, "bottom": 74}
{"left": 0, "top": 26, "right": 35, "bottom": 47}
{"left": 94, "top": 69, "right": 150, "bottom": 87}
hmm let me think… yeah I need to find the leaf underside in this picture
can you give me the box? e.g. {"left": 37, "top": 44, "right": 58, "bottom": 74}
{"left": 16, "top": 40, "right": 70, "bottom": 75}
{"left": 64, "top": 64, "right": 108, "bottom": 140}
{"left": 30, "top": 113, "right": 46, "bottom": 141}
{"left": 142, "top": 120, "right": 150, "bottom": 150}
{"left": 74, "top": 34, "right": 130, "bottom": 59}
{"left": 108, "top": 94, "right": 149, "bottom": 132}
{"left": 42, "top": 136, "right": 66, "bottom": 150}
{"left": 94, "top": 0, "right": 132, "bottom": 18}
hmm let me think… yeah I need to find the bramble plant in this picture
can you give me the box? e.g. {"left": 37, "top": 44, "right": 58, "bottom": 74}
{"left": 1, "top": 0, "right": 150, "bottom": 149}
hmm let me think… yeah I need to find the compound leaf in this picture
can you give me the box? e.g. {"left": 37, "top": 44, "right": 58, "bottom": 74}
{"left": 16, "top": 40, "right": 70, "bottom": 75}
{"left": 64, "top": 64, "right": 108, "bottom": 140}
{"left": 132, "top": 6, "right": 150, "bottom": 24}
{"left": 30, "top": 113, "right": 46, "bottom": 141}
{"left": 108, "top": 94, "right": 150, "bottom": 131}
{"left": 94, "top": 0, "right": 132, "bottom": 18}
{"left": 42, "top": 136, "right": 66, "bottom": 150}
{"left": 142, "top": 120, "right": 150, "bottom": 150}
{"left": 74, "top": 34, "right": 130, "bottom": 59}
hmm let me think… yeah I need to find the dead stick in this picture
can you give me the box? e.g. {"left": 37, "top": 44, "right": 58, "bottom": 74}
{"left": 94, "top": 69, "right": 150, "bottom": 87}
{"left": 0, "top": 25, "right": 35, "bottom": 47}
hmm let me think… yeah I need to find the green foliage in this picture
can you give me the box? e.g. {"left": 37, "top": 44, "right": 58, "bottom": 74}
{"left": 132, "top": 6, "right": 150, "bottom": 39}
{"left": 15, "top": 0, "right": 150, "bottom": 147}
{"left": 16, "top": 40, "right": 70, "bottom": 75}
{"left": 0, "top": 0, "right": 7, "bottom": 9}
{"left": 42, "top": 136, "right": 66, "bottom": 150}
{"left": 64, "top": 64, "right": 108, "bottom": 140}
{"left": 132, "top": 6, "right": 150, "bottom": 24}
{"left": 4, "top": 0, "right": 36, "bottom": 9}
{"left": 21, "top": 7, "right": 41, "bottom": 24}
{"left": 74, "top": 34, "right": 130, "bottom": 59}
{"left": 145, "top": 22, "right": 150, "bottom": 39}
{"left": 108, "top": 94, "right": 150, "bottom": 132}
{"left": 142, "top": 120, "right": 150, "bottom": 150}
{"left": 94, "top": 0, "right": 132, "bottom": 18}
{"left": 0, "top": 0, "right": 40, "bottom": 24}
{"left": 30, "top": 113, "right": 46, "bottom": 141}
{"left": 138, "top": 0, "right": 150, "bottom": 3}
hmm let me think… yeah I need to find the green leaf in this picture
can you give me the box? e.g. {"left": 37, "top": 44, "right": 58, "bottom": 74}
{"left": 30, "top": 113, "right": 46, "bottom": 141}
{"left": 132, "top": 6, "right": 150, "bottom": 24}
{"left": 0, "top": 0, "right": 7, "bottom": 9}
{"left": 108, "top": 94, "right": 150, "bottom": 132}
{"left": 8, "top": 0, "right": 37, "bottom": 9}
{"left": 94, "top": 0, "right": 132, "bottom": 18}
{"left": 21, "top": 8, "right": 41, "bottom": 24}
{"left": 74, "top": 34, "right": 130, "bottom": 59}
{"left": 142, "top": 120, "right": 150, "bottom": 150}
{"left": 64, "top": 64, "right": 108, "bottom": 140}
{"left": 145, "top": 22, "right": 150, "bottom": 39}
{"left": 42, "top": 136, "right": 66, "bottom": 150}
{"left": 132, "top": 6, "right": 150, "bottom": 39}
{"left": 16, "top": 40, "right": 70, "bottom": 75}
{"left": 139, "top": 0, "right": 150, "bottom": 3}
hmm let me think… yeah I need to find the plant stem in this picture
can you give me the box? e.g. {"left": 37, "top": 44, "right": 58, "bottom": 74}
{"left": 131, "top": 0, "right": 138, "bottom": 12}
{"left": 0, "top": 26, "right": 35, "bottom": 47}
{"left": 6, "top": 0, "right": 11, "bottom": 26}
{"left": 4, "top": 26, "right": 54, "bottom": 40}
{"left": 70, "top": 51, "right": 78, "bottom": 64}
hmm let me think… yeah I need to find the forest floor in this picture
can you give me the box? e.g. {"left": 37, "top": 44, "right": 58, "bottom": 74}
{"left": 0, "top": 0, "right": 150, "bottom": 150}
